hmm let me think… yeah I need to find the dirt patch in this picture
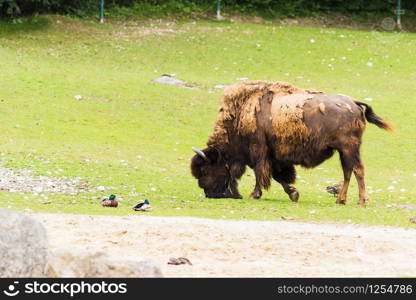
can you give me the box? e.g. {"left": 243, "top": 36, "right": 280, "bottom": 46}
{"left": 109, "top": 26, "right": 182, "bottom": 40}
{"left": 389, "top": 204, "right": 416, "bottom": 211}
{"left": 34, "top": 213, "right": 416, "bottom": 277}
{"left": 227, "top": 13, "right": 416, "bottom": 32}
{"left": 50, "top": 16, "right": 182, "bottom": 41}
{"left": 0, "top": 167, "right": 90, "bottom": 195}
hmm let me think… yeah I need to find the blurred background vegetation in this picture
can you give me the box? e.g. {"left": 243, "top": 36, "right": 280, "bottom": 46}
{"left": 1, "top": 0, "right": 415, "bottom": 19}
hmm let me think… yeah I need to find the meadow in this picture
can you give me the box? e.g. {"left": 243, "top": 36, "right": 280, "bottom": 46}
{"left": 0, "top": 15, "right": 415, "bottom": 227}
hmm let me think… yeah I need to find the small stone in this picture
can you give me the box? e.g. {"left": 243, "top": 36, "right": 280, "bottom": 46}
{"left": 214, "top": 84, "right": 228, "bottom": 89}
{"left": 33, "top": 186, "right": 43, "bottom": 193}
{"left": 168, "top": 257, "right": 192, "bottom": 266}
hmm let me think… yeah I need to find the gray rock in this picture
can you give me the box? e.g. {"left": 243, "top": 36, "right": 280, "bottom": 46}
{"left": 213, "top": 84, "right": 229, "bottom": 89}
{"left": 0, "top": 209, "right": 49, "bottom": 277}
{"left": 152, "top": 75, "right": 185, "bottom": 86}
{"left": 152, "top": 75, "right": 200, "bottom": 90}
{"left": 45, "top": 250, "right": 163, "bottom": 278}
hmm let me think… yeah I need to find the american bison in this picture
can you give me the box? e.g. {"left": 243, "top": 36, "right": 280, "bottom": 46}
{"left": 191, "top": 81, "right": 393, "bottom": 206}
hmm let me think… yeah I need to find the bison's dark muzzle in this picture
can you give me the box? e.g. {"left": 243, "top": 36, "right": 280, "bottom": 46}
{"left": 205, "top": 188, "right": 242, "bottom": 199}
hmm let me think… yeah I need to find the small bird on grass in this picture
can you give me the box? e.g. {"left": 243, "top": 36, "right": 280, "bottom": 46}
{"left": 325, "top": 182, "right": 343, "bottom": 196}
{"left": 101, "top": 194, "right": 118, "bottom": 207}
{"left": 133, "top": 199, "right": 152, "bottom": 212}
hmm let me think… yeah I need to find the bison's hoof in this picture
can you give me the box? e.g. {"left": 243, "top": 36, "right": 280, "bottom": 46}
{"left": 357, "top": 197, "right": 370, "bottom": 206}
{"left": 357, "top": 199, "right": 368, "bottom": 207}
{"left": 289, "top": 191, "right": 299, "bottom": 202}
{"left": 249, "top": 191, "right": 262, "bottom": 199}
{"left": 336, "top": 199, "right": 346, "bottom": 205}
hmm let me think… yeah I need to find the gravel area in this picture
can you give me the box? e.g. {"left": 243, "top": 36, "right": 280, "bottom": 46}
{"left": 0, "top": 167, "right": 90, "bottom": 195}
{"left": 34, "top": 213, "right": 416, "bottom": 278}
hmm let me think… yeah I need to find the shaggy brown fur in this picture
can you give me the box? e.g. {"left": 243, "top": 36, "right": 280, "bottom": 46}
{"left": 208, "top": 81, "right": 314, "bottom": 148}
{"left": 192, "top": 81, "right": 393, "bottom": 205}
{"left": 271, "top": 93, "right": 313, "bottom": 154}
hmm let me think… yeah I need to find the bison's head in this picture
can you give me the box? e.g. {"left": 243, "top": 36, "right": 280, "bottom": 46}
{"left": 190, "top": 147, "right": 242, "bottom": 199}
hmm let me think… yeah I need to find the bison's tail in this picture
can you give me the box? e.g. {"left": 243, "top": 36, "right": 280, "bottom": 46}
{"left": 355, "top": 101, "right": 395, "bottom": 132}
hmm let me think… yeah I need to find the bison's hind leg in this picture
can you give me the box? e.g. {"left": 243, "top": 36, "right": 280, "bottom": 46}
{"left": 337, "top": 146, "right": 369, "bottom": 206}
{"left": 272, "top": 164, "right": 299, "bottom": 202}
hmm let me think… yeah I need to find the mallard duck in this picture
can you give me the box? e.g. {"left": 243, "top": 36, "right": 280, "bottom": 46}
{"left": 325, "top": 182, "right": 343, "bottom": 196}
{"left": 132, "top": 199, "right": 152, "bottom": 211}
{"left": 101, "top": 194, "right": 118, "bottom": 207}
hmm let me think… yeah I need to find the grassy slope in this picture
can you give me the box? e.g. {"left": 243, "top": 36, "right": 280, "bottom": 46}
{"left": 0, "top": 16, "right": 415, "bottom": 227}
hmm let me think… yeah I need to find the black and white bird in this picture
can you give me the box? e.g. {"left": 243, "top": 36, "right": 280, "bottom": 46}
{"left": 132, "top": 199, "right": 152, "bottom": 211}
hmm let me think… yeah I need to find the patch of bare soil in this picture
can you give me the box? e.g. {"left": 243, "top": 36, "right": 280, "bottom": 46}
{"left": 108, "top": 26, "right": 182, "bottom": 40}
{"left": 34, "top": 213, "right": 416, "bottom": 277}
{"left": 0, "top": 167, "right": 90, "bottom": 195}
{"left": 50, "top": 16, "right": 182, "bottom": 41}
{"left": 228, "top": 13, "right": 416, "bottom": 32}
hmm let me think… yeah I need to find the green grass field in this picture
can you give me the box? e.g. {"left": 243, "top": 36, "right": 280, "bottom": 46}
{"left": 0, "top": 16, "right": 415, "bottom": 227}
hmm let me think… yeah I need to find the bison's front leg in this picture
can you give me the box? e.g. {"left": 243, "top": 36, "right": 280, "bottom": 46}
{"left": 249, "top": 160, "right": 272, "bottom": 200}
{"left": 249, "top": 182, "right": 263, "bottom": 199}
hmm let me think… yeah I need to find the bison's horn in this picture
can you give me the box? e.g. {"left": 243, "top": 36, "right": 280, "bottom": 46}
{"left": 192, "top": 147, "right": 208, "bottom": 161}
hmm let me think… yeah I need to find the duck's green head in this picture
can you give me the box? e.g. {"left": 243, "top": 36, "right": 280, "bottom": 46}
{"left": 109, "top": 194, "right": 116, "bottom": 200}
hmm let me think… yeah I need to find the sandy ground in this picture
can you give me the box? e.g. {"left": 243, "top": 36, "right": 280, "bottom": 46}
{"left": 33, "top": 213, "right": 416, "bottom": 277}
